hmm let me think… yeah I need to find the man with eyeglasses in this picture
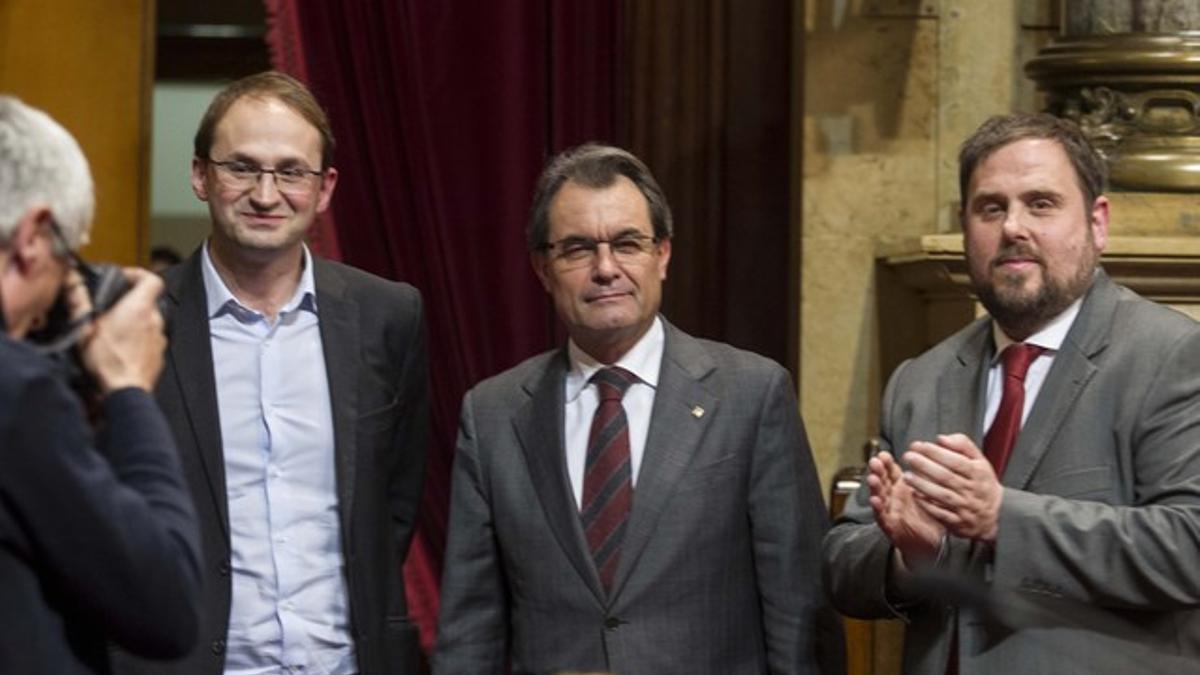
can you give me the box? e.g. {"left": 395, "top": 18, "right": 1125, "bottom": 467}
{"left": 0, "top": 96, "right": 201, "bottom": 673}
{"left": 434, "top": 144, "right": 843, "bottom": 674}
{"left": 112, "top": 72, "right": 429, "bottom": 675}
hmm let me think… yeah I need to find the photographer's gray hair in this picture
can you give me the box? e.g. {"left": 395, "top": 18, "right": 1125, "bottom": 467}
{"left": 0, "top": 96, "right": 94, "bottom": 250}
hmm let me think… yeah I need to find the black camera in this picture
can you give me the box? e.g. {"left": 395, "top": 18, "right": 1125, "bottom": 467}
{"left": 79, "top": 262, "right": 132, "bottom": 317}
{"left": 27, "top": 261, "right": 136, "bottom": 412}
{"left": 28, "top": 261, "right": 131, "bottom": 355}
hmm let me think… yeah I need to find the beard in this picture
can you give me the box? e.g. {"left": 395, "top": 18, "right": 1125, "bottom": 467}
{"left": 971, "top": 242, "right": 1098, "bottom": 339}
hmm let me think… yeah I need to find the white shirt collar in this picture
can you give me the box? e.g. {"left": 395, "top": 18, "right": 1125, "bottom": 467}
{"left": 200, "top": 241, "right": 318, "bottom": 320}
{"left": 991, "top": 295, "right": 1083, "bottom": 362}
{"left": 565, "top": 316, "right": 664, "bottom": 402}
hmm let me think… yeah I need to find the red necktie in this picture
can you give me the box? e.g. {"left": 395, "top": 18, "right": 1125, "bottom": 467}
{"left": 983, "top": 343, "right": 1046, "bottom": 477}
{"left": 581, "top": 366, "right": 637, "bottom": 594}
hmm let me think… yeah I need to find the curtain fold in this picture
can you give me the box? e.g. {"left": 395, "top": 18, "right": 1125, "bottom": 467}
{"left": 263, "top": 0, "right": 624, "bottom": 653}
{"left": 263, "top": 1, "right": 341, "bottom": 260}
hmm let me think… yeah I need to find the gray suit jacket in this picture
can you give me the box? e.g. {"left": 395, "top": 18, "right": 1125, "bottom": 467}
{"left": 822, "top": 270, "right": 1200, "bottom": 674}
{"left": 113, "top": 250, "right": 429, "bottom": 675}
{"left": 433, "top": 320, "right": 841, "bottom": 675}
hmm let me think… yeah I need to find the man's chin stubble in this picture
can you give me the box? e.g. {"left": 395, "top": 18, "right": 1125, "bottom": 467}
{"left": 976, "top": 274, "right": 1055, "bottom": 338}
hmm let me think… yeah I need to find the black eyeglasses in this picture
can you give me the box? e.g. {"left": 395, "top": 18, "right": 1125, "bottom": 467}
{"left": 539, "top": 232, "right": 660, "bottom": 270}
{"left": 30, "top": 218, "right": 112, "bottom": 356}
{"left": 207, "top": 158, "right": 324, "bottom": 193}
{"left": 44, "top": 218, "right": 111, "bottom": 297}
{"left": 43, "top": 218, "right": 82, "bottom": 271}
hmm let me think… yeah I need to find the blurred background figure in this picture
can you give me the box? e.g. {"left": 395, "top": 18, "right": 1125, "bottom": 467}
{"left": 149, "top": 244, "right": 183, "bottom": 274}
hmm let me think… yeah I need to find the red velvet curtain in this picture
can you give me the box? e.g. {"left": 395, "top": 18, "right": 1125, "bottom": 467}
{"left": 264, "top": 0, "right": 625, "bottom": 653}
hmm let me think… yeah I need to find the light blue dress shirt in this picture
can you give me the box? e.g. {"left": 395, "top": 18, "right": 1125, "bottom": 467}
{"left": 201, "top": 244, "right": 355, "bottom": 675}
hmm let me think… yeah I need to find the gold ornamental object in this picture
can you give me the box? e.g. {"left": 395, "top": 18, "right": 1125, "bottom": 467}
{"left": 1027, "top": 32, "right": 1200, "bottom": 192}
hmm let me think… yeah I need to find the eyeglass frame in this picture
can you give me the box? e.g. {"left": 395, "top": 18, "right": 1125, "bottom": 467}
{"left": 43, "top": 216, "right": 83, "bottom": 271}
{"left": 536, "top": 231, "right": 663, "bottom": 269}
{"left": 43, "top": 216, "right": 118, "bottom": 304}
{"left": 205, "top": 156, "right": 326, "bottom": 193}
{"left": 32, "top": 216, "right": 110, "bottom": 351}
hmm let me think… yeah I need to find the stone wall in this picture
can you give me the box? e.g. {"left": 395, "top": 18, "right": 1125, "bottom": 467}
{"left": 799, "top": 0, "right": 1058, "bottom": 492}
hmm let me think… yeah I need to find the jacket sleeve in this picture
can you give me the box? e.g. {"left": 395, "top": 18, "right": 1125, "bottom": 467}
{"left": 993, "top": 327, "right": 1200, "bottom": 609}
{"left": 432, "top": 389, "right": 510, "bottom": 674}
{"left": 387, "top": 287, "right": 430, "bottom": 611}
{"left": 822, "top": 359, "right": 912, "bottom": 621}
{"left": 750, "top": 365, "right": 845, "bottom": 674}
{"left": 1, "top": 374, "right": 202, "bottom": 657}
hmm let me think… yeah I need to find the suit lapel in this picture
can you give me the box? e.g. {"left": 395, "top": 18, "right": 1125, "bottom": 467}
{"left": 164, "top": 252, "right": 228, "bottom": 537}
{"left": 935, "top": 323, "right": 995, "bottom": 583}
{"left": 937, "top": 322, "right": 992, "bottom": 444}
{"left": 1002, "top": 272, "right": 1115, "bottom": 488}
{"left": 512, "top": 351, "right": 607, "bottom": 602}
{"left": 314, "top": 259, "right": 361, "bottom": 538}
{"left": 610, "top": 323, "right": 717, "bottom": 599}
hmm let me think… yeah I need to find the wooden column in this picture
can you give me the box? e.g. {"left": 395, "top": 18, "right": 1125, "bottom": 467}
{"left": 0, "top": 0, "right": 155, "bottom": 266}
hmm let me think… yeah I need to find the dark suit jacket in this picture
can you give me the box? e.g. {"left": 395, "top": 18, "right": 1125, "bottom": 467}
{"left": 113, "top": 250, "right": 429, "bottom": 675}
{"left": 434, "top": 320, "right": 842, "bottom": 675}
{"left": 823, "top": 270, "right": 1200, "bottom": 674}
{"left": 0, "top": 334, "right": 201, "bottom": 673}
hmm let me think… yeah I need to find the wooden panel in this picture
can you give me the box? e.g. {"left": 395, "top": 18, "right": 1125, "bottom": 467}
{"left": 156, "top": 0, "right": 268, "bottom": 80}
{"left": 0, "top": 0, "right": 154, "bottom": 266}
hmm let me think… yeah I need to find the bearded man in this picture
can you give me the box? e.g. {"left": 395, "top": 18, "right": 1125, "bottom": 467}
{"left": 822, "top": 113, "right": 1200, "bottom": 674}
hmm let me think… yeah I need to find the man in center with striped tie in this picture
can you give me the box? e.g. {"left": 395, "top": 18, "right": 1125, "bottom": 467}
{"left": 433, "top": 144, "right": 843, "bottom": 674}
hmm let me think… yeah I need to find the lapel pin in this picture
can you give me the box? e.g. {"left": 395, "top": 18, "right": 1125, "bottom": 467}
{"left": 691, "top": 405, "right": 705, "bottom": 418}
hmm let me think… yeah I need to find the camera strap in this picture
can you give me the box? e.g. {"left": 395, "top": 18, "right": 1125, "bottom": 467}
{"left": 32, "top": 312, "right": 94, "bottom": 356}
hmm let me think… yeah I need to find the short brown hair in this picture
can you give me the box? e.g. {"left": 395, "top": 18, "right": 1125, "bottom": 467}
{"left": 193, "top": 71, "right": 335, "bottom": 169}
{"left": 958, "top": 113, "right": 1107, "bottom": 212}
{"left": 527, "top": 143, "right": 673, "bottom": 251}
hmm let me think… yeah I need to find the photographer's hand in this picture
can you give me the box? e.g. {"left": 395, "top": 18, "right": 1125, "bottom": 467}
{"left": 79, "top": 268, "right": 166, "bottom": 395}
{"left": 61, "top": 269, "right": 93, "bottom": 322}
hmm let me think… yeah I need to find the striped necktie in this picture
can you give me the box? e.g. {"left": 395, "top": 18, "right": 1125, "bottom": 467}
{"left": 581, "top": 366, "right": 638, "bottom": 594}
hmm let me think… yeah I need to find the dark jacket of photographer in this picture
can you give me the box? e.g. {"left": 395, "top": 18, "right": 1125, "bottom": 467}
{"left": 0, "top": 326, "right": 203, "bottom": 674}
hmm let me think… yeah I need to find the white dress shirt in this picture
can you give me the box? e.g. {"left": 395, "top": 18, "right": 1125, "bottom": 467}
{"left": 984, "top": 297, "right": 1084, "bottom": 433}
{"left": 564, "top": 316, "right": 665, "bottom": 508}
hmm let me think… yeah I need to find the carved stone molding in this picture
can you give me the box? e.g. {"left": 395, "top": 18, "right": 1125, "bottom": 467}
{"left": 1027, "top": 33, "right": 1200, "bottom": 192}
